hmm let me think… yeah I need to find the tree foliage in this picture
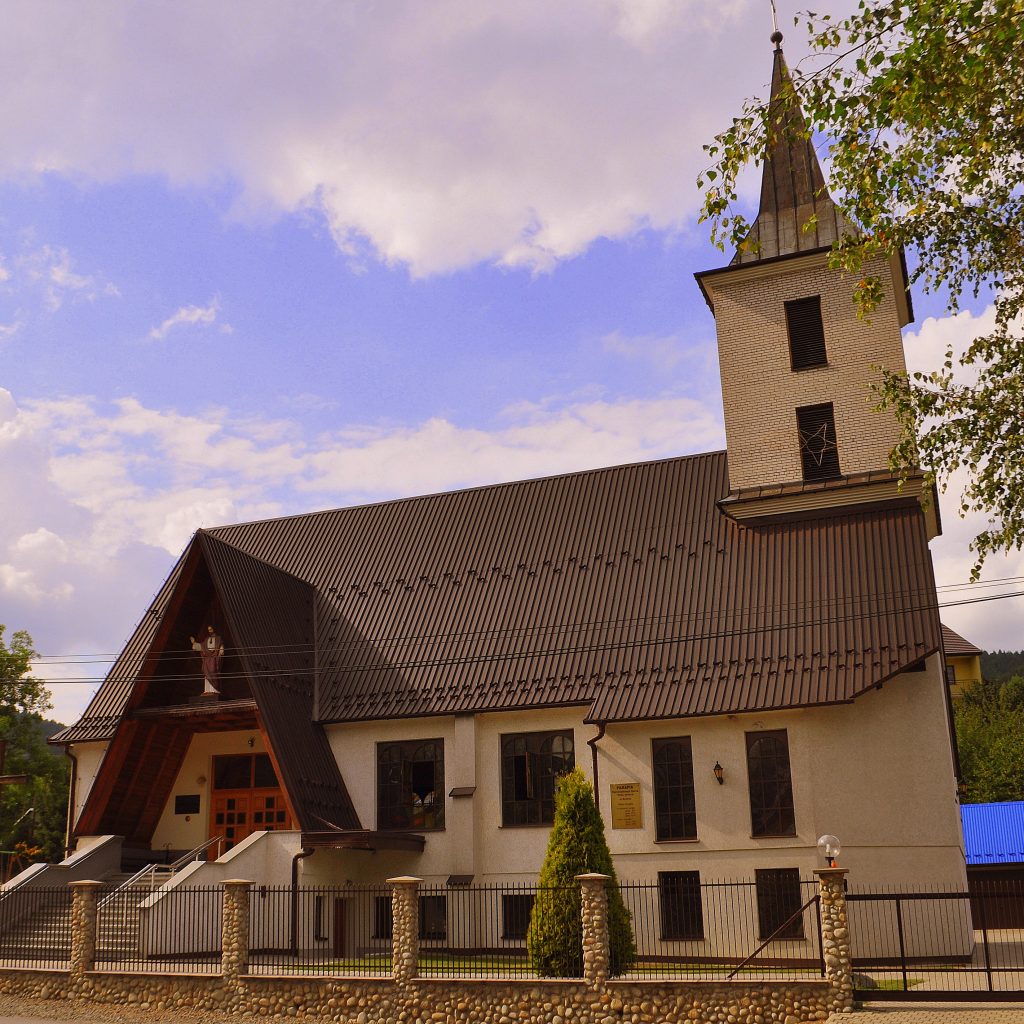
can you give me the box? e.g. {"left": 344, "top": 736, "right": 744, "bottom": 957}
{"left": 0, "top": 627, "right": 68, "bottom": 868}
{"left": 699, "top": 0, "right": 1024, "bottom": 575}
{"left": 527, "top": 766, "right": 635, "bottom": 977}
{"left": 956, "top": 674, "right": 1024, "bottom": 802}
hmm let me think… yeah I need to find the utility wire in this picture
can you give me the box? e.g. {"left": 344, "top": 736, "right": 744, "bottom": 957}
{"left": 25, "top": 585, "right": 1024, "bottom": 687}
{"left": 29, "top": 575, "right": 1024, "bottom": 671}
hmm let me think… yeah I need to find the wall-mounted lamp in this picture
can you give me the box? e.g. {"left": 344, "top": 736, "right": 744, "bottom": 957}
{"left": 713, "top": 761, "right": 724, "bottom": 785}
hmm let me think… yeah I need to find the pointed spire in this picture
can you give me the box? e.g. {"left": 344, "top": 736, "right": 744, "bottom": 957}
{"left": 732, "top": 35, "right": 855, "bottom": 265}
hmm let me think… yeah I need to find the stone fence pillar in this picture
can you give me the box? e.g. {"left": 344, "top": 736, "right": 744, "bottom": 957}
{"left": 221, "top": 879, "right": 252, "bottom": 981}
{"left": 69, "top": 879, "right": 103, "bottom": 978}
{"left": 388, "top": 876, "right": 421, "bottom": 984}
{"left": 576, "top": 872, "right": 610, "bottom": 990}
{"left": 815, "top": 868, "right": 853, "bottom": 1014}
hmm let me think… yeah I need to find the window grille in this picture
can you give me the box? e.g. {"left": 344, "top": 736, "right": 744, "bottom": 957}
{"left": 500, "top": 731, "right": 574, "bottom": 826}
{"left": 652, "top": 737, "right": 697, "bottom": 841}
{"left": 785, "top": 295, "right": 827, "bottom": 370}
{"left": 746, "top": 730, "right": 796, "bottom": 837}
{"left": 501, "top": 894, "right": 535, "bottom": 940}
{"left": 658, "top": 871, "right": 704, "bottom": 941}
{"left": 796, "top": 402, "right": 841, "bottom": 481}
{"left": 377, "top": 739, "right": 445, "bottom": 830}
{"left": 755, "top": 868, "right": 804, "bottom": 939}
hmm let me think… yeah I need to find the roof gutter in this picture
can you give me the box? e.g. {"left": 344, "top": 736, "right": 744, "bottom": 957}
{"left": 63, "top": 745, "right": 78, "bottom": 859}
{"left": 587, "top": 722, "right": 607, "bottom": 814}
{"left": 290, "top": 846, "right": 315, "bottom": 955}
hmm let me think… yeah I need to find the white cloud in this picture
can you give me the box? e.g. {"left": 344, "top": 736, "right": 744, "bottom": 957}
{"left": 602, "top": 329, "right": 690, "bottom": 371}
{"left": 0, "top": 0, "right": 768, "bottom": 275}
{"left": 1, "top": 383, "right": 725, "bottom": 723}
{"left": 17, "top": 244, "right": 115, "bottom": 310}
{"left": 148, "top": 298, "right": 225, "bottom": 340}
{"left": 903, "top": 304, "right": 1024, "bottom": 651}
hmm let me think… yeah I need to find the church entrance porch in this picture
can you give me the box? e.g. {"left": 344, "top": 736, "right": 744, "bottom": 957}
{"left": 210, "top": 753, "right": 293, "bottom": 852}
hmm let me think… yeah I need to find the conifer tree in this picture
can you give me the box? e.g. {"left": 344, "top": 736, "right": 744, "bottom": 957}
{"left": 527, "top": 766, "right": 635, "bottom": 977}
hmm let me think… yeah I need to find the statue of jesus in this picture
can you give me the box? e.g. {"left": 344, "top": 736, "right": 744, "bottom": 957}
{"left": 190, "top": 625, "right": 224, "bottom": 695}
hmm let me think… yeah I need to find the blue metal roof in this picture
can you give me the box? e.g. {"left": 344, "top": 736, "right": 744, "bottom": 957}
{"left": 961, "top": 801, "right": 1024, "bottom": 865}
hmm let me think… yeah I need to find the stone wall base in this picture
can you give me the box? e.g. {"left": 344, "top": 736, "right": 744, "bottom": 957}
{"left": 0, "top": 968, "right": 831, "bottom": 1023}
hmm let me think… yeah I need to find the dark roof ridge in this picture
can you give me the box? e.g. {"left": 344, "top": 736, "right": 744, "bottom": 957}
{"left": 205, "top": 448, "right": 729, "bottom": 535}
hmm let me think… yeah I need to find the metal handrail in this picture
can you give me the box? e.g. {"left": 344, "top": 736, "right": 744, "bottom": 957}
{"left": 167, "top": 835, "right": 224, "bottom": 872}
{"left": 726, "top": 893, "right": 820, "bottom": 979}
{"left": 97, "top": 835, "right": 224, "bottom": 909}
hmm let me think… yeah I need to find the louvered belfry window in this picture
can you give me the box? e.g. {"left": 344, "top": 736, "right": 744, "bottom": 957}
{"left": 796, "top": 402, "right": 841, "bottom": 481}
{"left": 785, "top": 295, "right": 827, "bottom": 370}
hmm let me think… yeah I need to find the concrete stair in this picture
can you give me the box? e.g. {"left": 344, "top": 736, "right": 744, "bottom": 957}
{"left": 0, "top": 866, "right": 171, "bottom": 963}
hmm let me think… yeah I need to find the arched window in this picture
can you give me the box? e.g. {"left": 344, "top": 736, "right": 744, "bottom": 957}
{"left": 500, "top": 730, "right": 575, "bottom": 826}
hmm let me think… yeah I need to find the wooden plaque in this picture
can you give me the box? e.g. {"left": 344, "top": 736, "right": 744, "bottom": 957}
{"left": 609, "top": 782, "right": 643, "bottom": 829}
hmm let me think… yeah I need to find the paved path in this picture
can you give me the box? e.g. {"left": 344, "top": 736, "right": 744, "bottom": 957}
{"left": 832, "top": 1003, "right": 1024, "bottom": 1022}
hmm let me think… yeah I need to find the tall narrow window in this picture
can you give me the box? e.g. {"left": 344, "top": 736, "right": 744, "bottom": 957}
{"left": 652, "top": 738, "right": 697, "bottom": 841}
{"left": 785, "top": 296, "right": 827, "bottom": 370}
{"left": 501, "top": 731, "right": 574, "bottom": 826}
{"left": 796, "top": 403, "right": 841, "bottom": 481}
{"left": 746, "top": 730, "right": 796, "bottom": 837}
{"left": 755, "top": 868, "right": 804, "bottom": 940}
{"left": 377, "top": 739, "right": 445, "bottom": 830}
{"left": 659, "top": 871, "right": 704, "bottom": 941}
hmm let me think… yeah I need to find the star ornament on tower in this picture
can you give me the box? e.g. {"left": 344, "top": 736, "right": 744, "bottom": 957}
{"left": 799, "top": 419, "right": 838, "bottom": 469}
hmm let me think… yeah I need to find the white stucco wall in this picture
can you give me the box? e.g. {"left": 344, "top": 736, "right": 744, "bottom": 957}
{"left": 315, "top": 657, "right": 963, "bottom": 890}
{"left": 69, "top": 741, "right": 108, "bottom": 832}
{"left": 599, "top": 654, "right": 965, "bottom": 888}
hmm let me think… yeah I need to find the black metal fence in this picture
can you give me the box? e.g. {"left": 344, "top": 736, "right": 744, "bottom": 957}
{"left": 417, "top": 883, "right": 582, "bottom": 978}
{"left": 95, "top": 884, "right": 223, "bottom": 973}
{"left": 619, "top": 879, "right": 823, "bottom": 980}
{"left": 848, "top": 881, "right": 1024, "bottom": 999}
{"left": 0, "top": 885, "right": 73, "bottom": 968}
{"left": 248, "top": 885, "right": 391, "bottom": 976}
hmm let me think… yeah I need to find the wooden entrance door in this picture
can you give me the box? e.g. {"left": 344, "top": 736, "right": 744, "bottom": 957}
{"left": 333, "top": 899, "right": 346, "bottom": 957}
{"left": 210, "top": 753, "right": 293, "bottom": 851}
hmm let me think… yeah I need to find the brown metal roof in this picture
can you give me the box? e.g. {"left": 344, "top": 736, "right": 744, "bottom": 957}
{"left": 942, "top": 623, "right": 983, "bottom": 658}
{"left": 199, "top": 533, "right": 361, "bottom": 831}
{"left": 731, "top": 43, "right": 856, "bottom": 266}
{"left": 61, "top": 451, "right": 942, "bottom": 742}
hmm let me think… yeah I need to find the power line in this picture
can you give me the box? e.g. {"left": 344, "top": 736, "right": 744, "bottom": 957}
{"left": 29, "top": 575, "right": 1024, "bottom": 673}
{"left": 25, "top": 585, "right": 1024, "bottom": 687}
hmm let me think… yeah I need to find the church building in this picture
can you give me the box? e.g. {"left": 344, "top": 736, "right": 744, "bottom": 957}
{"left": 50, "top": 38, "right": 967, "bottom": 912}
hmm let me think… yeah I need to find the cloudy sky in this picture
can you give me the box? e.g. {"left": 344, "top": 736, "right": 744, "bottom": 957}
{"left": 1, "top": 1, "right": 1018, "bottom": 725}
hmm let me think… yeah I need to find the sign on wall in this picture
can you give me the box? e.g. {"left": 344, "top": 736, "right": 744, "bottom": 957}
{"left": 609, "top": 782, "right": 643, "bottom": 829}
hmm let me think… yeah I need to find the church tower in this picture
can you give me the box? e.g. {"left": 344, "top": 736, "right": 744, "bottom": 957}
{"left": 696, "top": 32, "right": 936, "bottom": 535}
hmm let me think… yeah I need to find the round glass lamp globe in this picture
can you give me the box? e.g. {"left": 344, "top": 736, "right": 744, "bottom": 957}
{"left": 817, "top": 834, "right": 842, "bottom": 860}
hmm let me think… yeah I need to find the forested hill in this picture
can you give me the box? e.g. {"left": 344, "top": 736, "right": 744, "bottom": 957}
{"left": 981, "top": 650, "right": 1024, "bottom": 685}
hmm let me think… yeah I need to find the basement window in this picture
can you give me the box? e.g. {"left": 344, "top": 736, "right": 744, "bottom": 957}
{"left": 755, "top": 868, "right": 804, "bottom": 940}
{"left": 785, "top": 296, "right": 827, "bottom": 370}
{"left": 796, "top": 403, "right": 841, "bottom": 481}
{"left": 659, "top": 871, "right": 705, "bottom": 941}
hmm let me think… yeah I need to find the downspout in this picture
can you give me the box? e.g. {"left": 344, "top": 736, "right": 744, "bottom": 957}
{"left": 587, "top": 722, "right": 607, "bottom": 814}
{"left": 290, "top": 847, "right": 315, "bottom": 955}
{"left": 63, "top": 745, "right": 78, "bottom": 859}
